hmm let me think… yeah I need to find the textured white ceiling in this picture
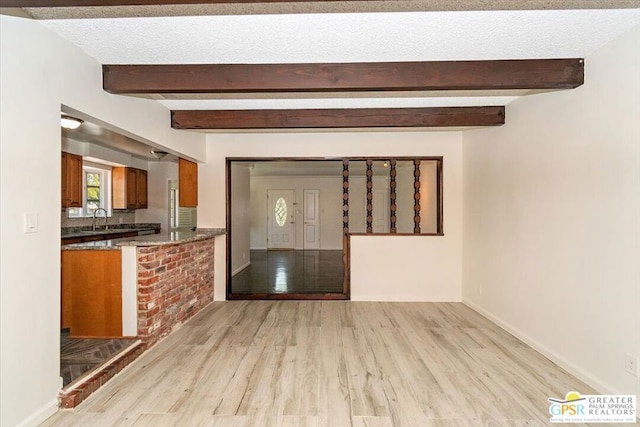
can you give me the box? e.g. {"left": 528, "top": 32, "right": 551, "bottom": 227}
{"left": 23, "top": 0, "right": 640, "bottom": 19}
{"left": 39, "top": 9, "right": 640, "bottom": 114}
{"left": 42, "top": 10, "right": 639, "bottom": 64}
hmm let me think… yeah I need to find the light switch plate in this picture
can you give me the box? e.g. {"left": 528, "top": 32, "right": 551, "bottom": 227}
{"left": 24, "top": 212, "right": 38, "bottom": 233}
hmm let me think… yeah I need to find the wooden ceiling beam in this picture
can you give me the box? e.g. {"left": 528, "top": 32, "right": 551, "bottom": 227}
{"left": 171, "top": 106, "right": 505, "bottom": 129}
{"left": 103, "top": 60, "right": 584, "bottom": 94}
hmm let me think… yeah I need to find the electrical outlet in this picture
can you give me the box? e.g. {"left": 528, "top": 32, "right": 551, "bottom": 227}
{"left": 625, "top": 354, "right": 638, "bottom": 377}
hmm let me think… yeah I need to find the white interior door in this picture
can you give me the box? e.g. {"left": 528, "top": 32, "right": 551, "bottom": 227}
{"left": 372, "top": 189, "right": 389, "bottom": 233}
{"left": 267, "top": 189, "right": 295, "bottom": 249}
{"left": 303, "top": 189, "right": 320, "bottom": 249}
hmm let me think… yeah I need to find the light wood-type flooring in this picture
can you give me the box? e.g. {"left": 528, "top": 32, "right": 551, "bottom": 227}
{"left": 42, "top": 301, "right": 597, "bottom": 426}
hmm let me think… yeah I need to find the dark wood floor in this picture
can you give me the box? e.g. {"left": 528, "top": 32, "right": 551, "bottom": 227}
{"left": 231, "top": 250, "right": 344, "bottom": 295}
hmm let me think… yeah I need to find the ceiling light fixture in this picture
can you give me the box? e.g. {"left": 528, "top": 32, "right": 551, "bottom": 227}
{"left": 150, "top": 150, "right": 168, "bottom": 160}
{"left": 60, "top": 115, "right": 83, "bottom": 130}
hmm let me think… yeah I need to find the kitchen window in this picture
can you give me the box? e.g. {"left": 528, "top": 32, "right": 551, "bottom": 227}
{"left": 68, "top": 165, "right": 112, "bottom": 218}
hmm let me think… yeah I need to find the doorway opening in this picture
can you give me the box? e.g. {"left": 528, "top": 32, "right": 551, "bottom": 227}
{"left": 226, "top": 156, "right": 443, "bottom": 300}
{"left": 227, "top": 159, "right": 349, "bottom": 300}
{"left": 60, "top": 109, "right": 165, "bottom": 405}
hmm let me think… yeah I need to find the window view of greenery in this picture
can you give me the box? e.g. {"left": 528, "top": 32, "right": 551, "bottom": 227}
{"left": 67, "top": 166, "right": 110, "bottom": 218}
{"left": 85, "top": 171, "right": 101, "bottom": 215}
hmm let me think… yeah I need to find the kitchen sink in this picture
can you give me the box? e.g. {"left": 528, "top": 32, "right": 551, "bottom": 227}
{"left": 62, "top": 227, "right": 159, "bottom": 245}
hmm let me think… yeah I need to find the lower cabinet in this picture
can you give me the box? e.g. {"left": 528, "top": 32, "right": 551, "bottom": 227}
{"left": 61, "top": 250, "right": 122, "bottom": 337}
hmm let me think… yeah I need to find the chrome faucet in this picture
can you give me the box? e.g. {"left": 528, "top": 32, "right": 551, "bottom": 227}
{"left": 92, "top": 208, "right": 108, "bottom": 231}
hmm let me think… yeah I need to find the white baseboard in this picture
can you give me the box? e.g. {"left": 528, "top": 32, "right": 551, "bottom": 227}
{"left": 351, "top": 296, "right": 462, "bottom": 302}
{"left": 231, "top": 261, "right": 251, "bottom": 277}
{"left": 463, "top": 299, "right": 617, "bottom": 396}
{"left": 297, "top": 248, "right": 342, "bottom": 251}
{"left": 250, "top": 247, "right": 343, "bottom": 251}
{"left": 16, "top": 398, "right": 58, "bottom": 427}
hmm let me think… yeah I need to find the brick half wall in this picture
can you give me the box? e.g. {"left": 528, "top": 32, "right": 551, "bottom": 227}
{"left": 136, "top": 238, "right": 215, "bottom": 345}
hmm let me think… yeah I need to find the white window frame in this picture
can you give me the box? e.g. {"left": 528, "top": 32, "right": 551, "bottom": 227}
{"left": 67, "top": 165, "right": 112, "bottom": 218}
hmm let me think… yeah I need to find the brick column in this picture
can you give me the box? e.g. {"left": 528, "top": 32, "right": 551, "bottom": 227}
{"left": 136, "top": 238, "right": 214, "bottom": 345}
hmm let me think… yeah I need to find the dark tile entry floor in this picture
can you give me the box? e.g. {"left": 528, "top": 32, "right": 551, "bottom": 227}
{"left": 61, "top": 336, "right": 139, "bottom": 387}
{"left": 231, "top": 250, "right": 344, "bottom": 294}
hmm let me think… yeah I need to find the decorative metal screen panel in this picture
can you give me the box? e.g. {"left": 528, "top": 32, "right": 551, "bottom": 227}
{"left": 275, "top": 197, "right": 287, "bottom": 227}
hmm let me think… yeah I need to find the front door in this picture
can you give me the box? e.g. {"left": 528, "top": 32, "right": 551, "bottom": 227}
{"left": 303, "top": 189, "right": 320, "bottom": 249}
{"left": 267, "top": 189, "right": 295, "bottom": 250}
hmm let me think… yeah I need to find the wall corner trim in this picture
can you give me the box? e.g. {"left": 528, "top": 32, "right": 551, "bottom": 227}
{"left": 231, "top": 261, "right": 251, "bottom": 277}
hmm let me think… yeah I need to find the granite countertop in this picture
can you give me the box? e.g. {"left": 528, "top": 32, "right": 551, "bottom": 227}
{"left": 61, "top": 223, "right": 161, "bottom": 239}
{"left": 62, "top": 228, "right": 226, "bottom": 250}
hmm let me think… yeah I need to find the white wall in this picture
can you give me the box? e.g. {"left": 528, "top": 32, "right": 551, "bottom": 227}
{"left": 351, "top": 235, "right": 461, "bottom": 301}
{"left": 249, "top": 175, "right": 343, "bottom": 250}
{"left": 231, "top": 163, "right": 251, "bottom": 274}
{"left": 0, "top": 16, "right": 205, "bottom": 427}
{"left": 135, "top": 161, "right": 178, "bottom": 231}
{"left": 199, "top": 131, "right": 463, "bottom": 302}
{"left": 462, "top": 25, "right": 640, "bottom": 400}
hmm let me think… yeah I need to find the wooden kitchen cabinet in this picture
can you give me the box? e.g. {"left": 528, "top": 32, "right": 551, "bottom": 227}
{"left": 61, "top": 152, "right": 83, "bottom": 208}
{"left": 136, "top": 169, "right": 148, "bottom": 208}
{"left": 61, "top": 250, "right": 122, "bottom": 337}
{"left": 125, "top": 167, "right": 137, "bottom": 208}
{"left": 113, "top": 167, "right": 148, "bottom": 209}
{"left": 179, "top": 157, "right": 198, "bottom": 207}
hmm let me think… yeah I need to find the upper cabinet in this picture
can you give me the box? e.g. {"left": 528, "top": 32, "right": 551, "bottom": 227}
{"left": 112, "top": 167, "right": 148, "bottom": 209}
{"left": 62, "top": 152, "right": 83, "bottom": 208}
{"left": 179, "top": 158, "right": 198, "bottom": 207}
{"left": 136, "top": 169, "right": 148, "bottom": 208}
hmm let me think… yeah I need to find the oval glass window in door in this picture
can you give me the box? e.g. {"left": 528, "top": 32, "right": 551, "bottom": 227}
{"left": 275, "top": 197, "right": 287, "bottom": 227}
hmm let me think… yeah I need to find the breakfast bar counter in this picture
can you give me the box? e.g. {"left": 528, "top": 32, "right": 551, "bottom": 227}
{"left": 61, "top": 228, "right": 225, "bottom": 344}
{"left": 62, "top": 228, "right": 225, "bottom": 250}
